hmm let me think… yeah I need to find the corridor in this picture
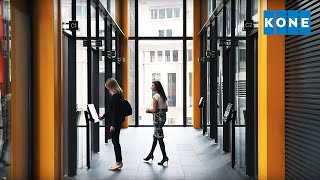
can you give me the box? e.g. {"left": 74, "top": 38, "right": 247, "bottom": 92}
{"left": 65, "top": 127, "right": 254, "bottom": 180}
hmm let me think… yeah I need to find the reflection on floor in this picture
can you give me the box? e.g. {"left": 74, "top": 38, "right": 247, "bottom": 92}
{"left": 64, "top": 127, "right": 255, "bottom": 180}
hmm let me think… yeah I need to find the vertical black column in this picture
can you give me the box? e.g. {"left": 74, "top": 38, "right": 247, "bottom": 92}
{"left": 230, "top": 0, "right": 236, "bottom": 168}
{"left": 246, "top": 0, "right": 256, "bottom": 176}
{"left": 183, "top": 0, "right": 187, "bottom": 127}
{"left": 135, "top": 0, "right": 139, "bottom": 127}
{"left": 222, "top": 5, "right": 230, "bottom": 152}
{"left": 105, "top": 21, "right": 112, "bottom": 141}
{"left": 210, "top": 22, "right": 218, "bottom": 140}
{"left": 92, "top": 2, "right": 100, "bottom": 153}
{"left": 67, "top": 0, "right": 77, "bottom": 176}
{"left": 87, "top": 0, "right": 92, "bottom": 104}
{"left": 200, "top": 36, "right": 207, "bottom": 129}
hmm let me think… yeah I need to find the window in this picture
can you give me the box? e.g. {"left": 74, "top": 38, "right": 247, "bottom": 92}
{"left": 157, "top": 51, "right": 163, "bottom": 62}
{"left": 166, "top": 8, "right": 173, "bottom": 18}
{"left": 168, "top": 73, "right": 177, "bottom": 106}
{"left": 174, "top": 8, "right": 181, "bottom": 18}
{"left": 151, "top": 9, "right": 158, "bottom": 19}
{"left": 165, "top": 50, "right": 170, "bottom": 62}
{"left": 166, "top": 29, "right": 172, "bottom": 37}
{"left": 76, "top": 6, "right": 87, "bottom": 16}
{"left": 159, "top": 30, "right": 164, "bottom": 37}
{"left": 173, "top": 50, "right": 178, "bottom": 62}
{"left": 150, "top": 51, "right": 155, "bottom": 62}
{"left": 187, "top": 117, "right": 192, "bottom": 125}
{"left": 187, "top": 49, "right": 192, "bottom": 61}
{"left": 159, "top": 8, "right": 165, "bottom": 19}
{"left": 152, "top": 73, "right": 161, "bottom": 81}
{"left": 188, "top": 72, "right": 192, "bottom": 107}
{"left": 168, "top": 118, "right": 176, "bottom": 125}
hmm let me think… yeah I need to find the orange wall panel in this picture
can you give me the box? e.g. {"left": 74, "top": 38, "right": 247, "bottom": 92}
{"left": 258, "top": 0, "right": 285, "bottom": 180}
{"left": 33, "top": 0, "right": 62, "bottom": 179}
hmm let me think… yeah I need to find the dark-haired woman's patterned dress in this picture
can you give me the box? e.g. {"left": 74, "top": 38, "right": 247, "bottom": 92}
{"left": 153, "top": 109, "right": 167, "bottom": 139}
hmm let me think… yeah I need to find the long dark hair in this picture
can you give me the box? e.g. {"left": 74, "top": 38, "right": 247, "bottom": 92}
{"left": 153, "top": 81, "right": 167, "bottom": 101}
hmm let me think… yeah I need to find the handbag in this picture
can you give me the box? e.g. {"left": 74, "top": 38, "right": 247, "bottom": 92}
{"left": 123, "top": 99, "right": 132, "bottom": 117}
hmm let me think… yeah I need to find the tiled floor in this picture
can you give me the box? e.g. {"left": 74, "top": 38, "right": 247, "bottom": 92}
{"left": 64, "top": 127, "right": 256, "bottom": 180}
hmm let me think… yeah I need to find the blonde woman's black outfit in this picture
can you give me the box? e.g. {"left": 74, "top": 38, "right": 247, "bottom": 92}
{"left": 105, "top": 93, "right": 125, "bottom": 162}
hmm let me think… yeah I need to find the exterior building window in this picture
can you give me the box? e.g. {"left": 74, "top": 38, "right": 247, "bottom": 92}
{"left": 173, "top": 50, "right": 178, "bottom": 62}
{"left": 159, "top": 8, "right": 165, "bottom": 19}
{"left": 188, "top": 72, "right": 192, "bottom": 107}
{"left": 174, "top": 8, "right": 181, "bottom": 18}
{"left": 152, "top": 73, "right": 161, "bottom": 82}
{"left": 187, "top": 117, "right": 192, "bottom": 125}
{"left": 150, "top": 51, "right": 155, "bottom": 62}
{"left": 187, "top": 49, "right": 192, "bottom": 61}
{"left": 151, "top": 9, "right": 158, "bottom": 19}
{"left": 166, "top": 8, "right": 173, "bottom": 18}
{"left": 166, "top": 29, "right": 172, "bottom": 37}
{"left": 168, "top": 73, "right": 176, "bottom": 106}
{"left": 159, "top": 30, "right": 164, "bottom": 37}
{"left": 168, "top": 118, "right": 176, "bottom": 124}
{"left": 157, "top": 51, "right": 163, "bottom": 62}
{"left": 165, "top": 50, "right": 170, "bottom": 62}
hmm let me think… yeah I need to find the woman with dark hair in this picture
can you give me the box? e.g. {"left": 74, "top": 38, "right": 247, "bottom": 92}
{"left": 143, "top": 81, "right": 169, "bottom": 165}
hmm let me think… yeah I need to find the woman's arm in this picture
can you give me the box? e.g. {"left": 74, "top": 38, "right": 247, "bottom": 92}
{"left": 146, "top": 98, "right": 158, "bottom": 113}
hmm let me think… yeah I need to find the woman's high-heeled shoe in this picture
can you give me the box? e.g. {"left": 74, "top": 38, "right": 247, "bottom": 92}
{"left": 108, "top": 163, "right": 123, "bottom": 171}
{"left": 158, "top": 157, "right": 169, "bottom": 165}
{"left": 143, "top": 154, "right": 154, "bottom": 161}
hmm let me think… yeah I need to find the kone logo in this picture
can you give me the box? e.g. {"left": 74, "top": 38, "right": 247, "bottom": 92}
{"left": 264, "top": 10, "right": 311, "bottom": 35}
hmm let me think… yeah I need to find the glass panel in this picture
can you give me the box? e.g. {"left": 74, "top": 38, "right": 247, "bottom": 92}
{"left": 91, "top": 7, "right": 96, "bottom": 37}
{"left": 187, "top": 40, "right": 193, "bottom": 125}
{"left": 0, "top": 0, "right": 11, "bottom": 177}
{"left": 109, "top": 0, "right": 116, "bottom": 19}
{"left": 159, "top": 30, "right": 164, "bottom": 37}
{"left": 173, "top": 50, "right": 178, "bottom": 62}
{"left": 208, "top": 0, "right": 212, "bottom": 15}
{"left": 157, "top": 51, "right": 163, "bottom": 62}
{"left": 166, "top": 8, "right": 172, "bottom": 18}
{"left": 99, "top": 71, "right": 105, "bottom": 124}
{"left": 139, "top": 0, "right": 183, "bottom": 37}
{"left": 251, "top": 0, "right": 258, "bottom": 18}
{"left": 166, "top": 29, "right": 172, "bottom": 37}
{"left": 76, "top": 1, "right": 87, "bottom": 37}
{"left": 187, "top": 0, "right": 193, "bottom": 37}
{"left": 128, "top": 40, "right": 136, "bottom": 125}
{"left": 226, "top": 1, "right": 231, "bottom": 37}
{"left": 174, "top": 7, "right": 181, "bottom": 18}
{"left": 139, "top": 40, "right": 183, "bottom": 125}
{"left": 129, "top": 0, "right": 135, "bottom": 37}
{"left": 165, "top": 50, "right": 170, "bottom": 62}
{"left": 236, "top": 0, "right": 246, "bottom": 36}
{"left": 235, "top": 40, "right": 246, "bottom": 171}
{"left": 217, "top": 11, "right": 223, "bottom": 147}
{"left": 76, "top": 40, "right": 88, "bottom": 111}
{"left": 159, "top": 8, "right": 165, "bottom": 19}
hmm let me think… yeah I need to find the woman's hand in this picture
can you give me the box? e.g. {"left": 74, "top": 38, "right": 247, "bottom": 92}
{"left": 146, "top": 109, "right": 150, "bottom": 113}
{"left": 98, "top": 116, "right": 104, "bottom": 120}
{"left": 110, "top": 126, "right": 115, "bottom": 132}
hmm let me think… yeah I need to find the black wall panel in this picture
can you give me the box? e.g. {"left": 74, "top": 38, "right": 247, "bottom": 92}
{"left": 285, "top": 0, "right": 320, "bottom": 179}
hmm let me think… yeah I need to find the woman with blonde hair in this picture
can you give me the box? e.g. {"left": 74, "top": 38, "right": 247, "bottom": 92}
{"left": 99, "top": 78, "right": 125, "bottom": 170}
